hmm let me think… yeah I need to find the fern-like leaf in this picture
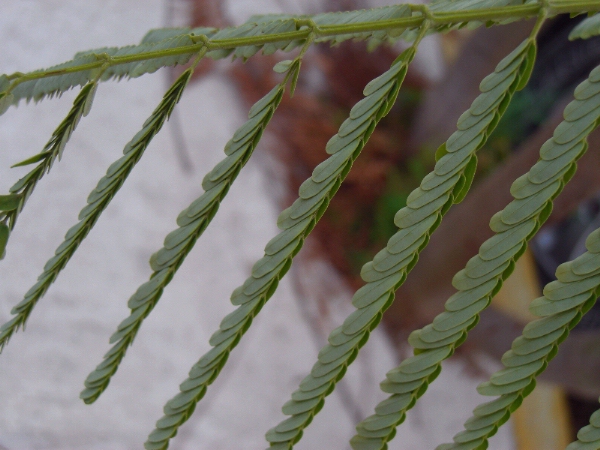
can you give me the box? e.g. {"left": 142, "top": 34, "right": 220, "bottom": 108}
{"left": 437, "top": 231, "right": 600, "bottom": 450}
{"left": 143, "top": 40, "right": 419, "bottom": 450}
{"left": 0, "top": 65, "right": 197, "bottom": 352}
{"left": 0, "top": 82, "right": 98, "bottom": 260}
{"left": 266, "top": 23, "right": 541, "bottom": 450}
{"left": 79, "top": 58, "right": 299, "bottom": 405}
{"left": 434, "top": 62, "right": 600, "bottom": 450}
{"left": 350, "top": 50, "right": 600, "bottom": 450}
{"left": 565, "top": 399, "right": 600, "bottom": 450}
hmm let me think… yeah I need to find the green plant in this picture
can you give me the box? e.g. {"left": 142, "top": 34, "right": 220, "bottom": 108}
{"left": 2, "top": 1, "right": 600, "bottom": 449}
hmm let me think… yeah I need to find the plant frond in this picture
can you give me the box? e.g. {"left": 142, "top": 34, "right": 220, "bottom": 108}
{"left": 565, "top": 399, "right": 600, "bottom": 449}
{"left": 352, "top": 49, "right": 600, "bottom": 449}
{"left": 4, "top": 2, "right": 600, "bottom": 448}
{"left": 5, "top": 1, "right": 595, "bottom": 116}
{"left": 436, "top": 231, "right": 600, "bottom": 449}
{"left": 79, "top": 58, "right": 297, "bottom": 405}
{"left": 3, "top": 34, "right": 208, "bottom": 109}
{"left": 267, "top": 25, "right": 537, "bottom": 450}
{"left": 569, "top": 12, "right": 600, "bottom": 40}
{"left": 260, "top": 30, "right": 469, "bottom": 450}
{"left": 143, "top": 39, "right": 419, "bottom": 450}
{"left": 0, "top": 66, "right": 197, "bottom": 353}
{"left": 0, "top": 82, "right": 98, "bottom": 260}
{"left": 434, "top": 63, "right": 600, "bottom": 450}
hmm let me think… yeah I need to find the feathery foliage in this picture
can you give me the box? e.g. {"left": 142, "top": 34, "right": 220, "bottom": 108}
{"left": 439, "top": 227, "right": 600, "bottom": 449}
{"left": 431, "top": 66, "right": 600, "bottom": 449}
{"left": 353, "top": 40, "right": 600, "bottom": 450}
{"left": 0, "top": 81, "right": 97, "bottom": 261}
{"left": 81, "top": 46, "right": 306, "bottom": 406}
{"left": 0, "top": 57, "right": 202, "bottom": 351}
{"left": 3, "top": 1, "right": 600, "bottom": 449}
{"left": 266, "top": 19, "right": 542, "bottom": 450}
{"left": 145, "top": 31, "right": 420, "bottom": 450}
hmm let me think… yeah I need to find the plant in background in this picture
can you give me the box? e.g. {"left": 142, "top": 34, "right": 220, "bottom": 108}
{"left": 1, "top": 1, "right": 600, "bottom": 449}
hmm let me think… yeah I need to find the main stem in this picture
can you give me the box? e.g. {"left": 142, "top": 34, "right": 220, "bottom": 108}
{"left": 3, "top": 0, "right": 600, "bottom": 90}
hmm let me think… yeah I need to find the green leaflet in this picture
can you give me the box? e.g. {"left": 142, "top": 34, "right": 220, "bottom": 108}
{"left": 569, "top": 13, "right": 600, "bottom": 40}
{"left": 273, "top": 60, "right": 294, "bottom": 74}
{"left": 11, "top": 152, "right": 52, "bottom": 168}
{"left": 0, "top": 68, "right": 195, "bottom": 353}
{"left": 586, "top": 228, "right": 600, "bottom": 253}
{"left": 81, "top": 64, "right": 293, "bottom": 405}
{"left": 543, "top": 275, "right": 600, "bottom": 301}
{"left": 489, "top": 359, "right": 545, "bottom": 385}
{"left": 0, "top": 92, "right": 12, "bottom": 116}
{"left": 145, "top": 44, "right": 412, "bottom": 450}
{"left": 571, "top": 253, "right": 600, "bottom": 276}
{"left": 0, "top": 223, "right": 9, "bottom": 260}
{"left": 529, "top": 292, "right": 592, "bottom": 316}
{"left": 0, "top": 195, "right": 21, "bottom": 212}
{"left": 0, "top": 75, "right": 9, "bottom": 94}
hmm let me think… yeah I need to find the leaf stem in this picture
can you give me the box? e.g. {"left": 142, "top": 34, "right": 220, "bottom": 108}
{"left": 4, "top": 1, "right": 599, "bottom": 92}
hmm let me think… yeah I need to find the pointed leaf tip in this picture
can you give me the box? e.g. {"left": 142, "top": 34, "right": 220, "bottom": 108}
{"left": 0, "top": 194, "right": 22, "bottom": 212}
{"left": 11, "top": 152, "right": 52, "bottom": 168}
{"left": 273, "top": 60, "right": 294, "bottom": 73}
{"left": 0, "top": 223, "right": 9, "bottom": 260}
{"left": 0, "top": 92, "right": 14, "bottom": 116}
{"left": 515, "top": 42, "right": 536, "bottom": 91}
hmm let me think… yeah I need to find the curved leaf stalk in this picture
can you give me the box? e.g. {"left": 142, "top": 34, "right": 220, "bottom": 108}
{"left": 0, "top": 77, "right": 101, "bottom": 260}
{"left": 266, "top": 22, "right": 541, "bottom": 450}
{"left": 143, "top": 39, "right": 417, "bottom": 450}
{"left": 431, "top": 64, "right": 600, "bottom": 450}
{"left": 565, "top": 398, "right": 600, "bottom": 450}
{"left": 436, "top": 230, "right": 600, "bottom": 450}
{"left": 0, "top": 52, "right": 205, "bottom": 352}
{"left": 80, "top": 52, "right": 307, "bottom": 404}
{"left": 2, "top": 1, "right": 599, "bottom": 111}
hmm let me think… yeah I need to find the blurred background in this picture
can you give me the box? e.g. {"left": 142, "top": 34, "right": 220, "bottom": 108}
{"left": 1, "top": 0, "right": 600, "bottom": 449}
